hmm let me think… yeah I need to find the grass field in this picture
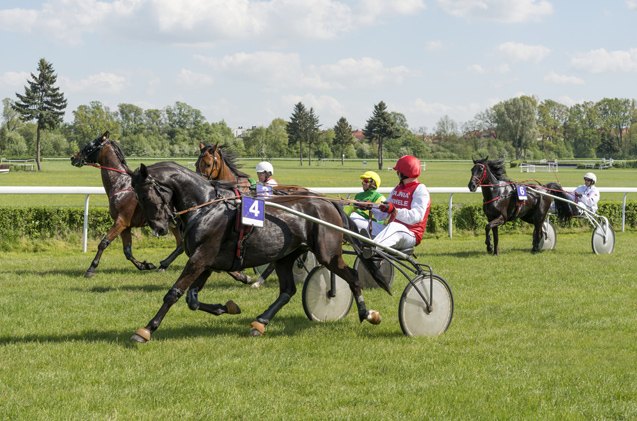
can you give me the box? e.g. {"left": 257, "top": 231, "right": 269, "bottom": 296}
{"left": 1, "top": 232, "right": 636, "bottom": 419}
{"left": 1, "top": 158, "right": 637, "bottom": 208}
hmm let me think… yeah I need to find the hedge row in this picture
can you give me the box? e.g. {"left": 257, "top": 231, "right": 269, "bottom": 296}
{"left": 1, "top": 202, "right": 635, "bottom": 242}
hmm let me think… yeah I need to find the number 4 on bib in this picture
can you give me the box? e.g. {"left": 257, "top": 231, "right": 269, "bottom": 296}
{"left": 242, "top": 196, "right": 265, "bottom": 227}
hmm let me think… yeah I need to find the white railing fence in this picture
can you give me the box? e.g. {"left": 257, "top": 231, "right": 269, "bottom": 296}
{"left": 1, "top": 186, "right": 635, "bottom": 252}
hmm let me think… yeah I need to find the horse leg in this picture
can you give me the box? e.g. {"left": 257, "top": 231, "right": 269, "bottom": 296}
{"left": 158, "top": 225, "right": 184, "bottom": 271}
{"left": 249, "top": 254, "right": 299, "bottom": 336}
{"left": 227, "top": 271, "right": 252, "bottom": 284}
{"left": 250, "top": 263, "right": 276, "bottom": 289}
{"left": 484, "top": 224, "right": 492, "bottom": 254}
{"left": 131, "top": 259, "right": 213, "bottom": 343}
{"left": 84, "top": 220, "right": 127, "bottom": 278}
{"left": 328, "top": 255, "right": 381, "bottom": 325}
{"left": 121, "top": 228, "right": 156, "bottom": 271}
{"left": 186, "top": 268, "right": 241, "bottom": 315}
{"left": 492, "top": 226, "right": 499, "bottom": 256}
{"left": 531, "top": 221, "right": 542, "bottom": 253}
{"left": 486, "top": 216, "right": 505, "bottom": 256}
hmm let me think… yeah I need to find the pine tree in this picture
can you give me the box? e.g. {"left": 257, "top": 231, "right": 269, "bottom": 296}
{"left": 13, "top": 58, "right": 67, "bottom": 171}
{"left": 286, "top": 102, "right": 319, "bottom": 166}
{"left": 333, "top": 117, "right": 353, "bottom": 165}
{"left": 363, "top": 101, "right": 398, "bottom": 170}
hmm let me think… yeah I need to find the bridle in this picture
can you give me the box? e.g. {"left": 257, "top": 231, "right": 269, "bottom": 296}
{"left": 76, "top": 139, "right": 129, "bottom": 174}
{"left": 471, "top": 163, "right": 489, "bottom": 187}
{"left": 196, "top": 146, "right": 221, "bottom": 180}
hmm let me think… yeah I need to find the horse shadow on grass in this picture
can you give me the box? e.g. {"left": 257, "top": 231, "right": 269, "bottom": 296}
{"left": 0, "top": 315, "right": 322, "bottom": 348}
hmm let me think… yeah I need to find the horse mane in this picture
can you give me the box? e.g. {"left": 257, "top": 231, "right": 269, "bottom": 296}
{"left": 204, "top": 144, "right": 251, "bottom": 179}
{"left": 477, "top": 158, "right": 509, "bottom": 181}
{"left": 109, "top": 140, "right": 128, "bottom": 166}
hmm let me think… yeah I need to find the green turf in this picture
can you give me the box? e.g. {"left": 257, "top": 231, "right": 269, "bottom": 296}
{"left": 0, "top": 232, "right": 635, "bottom": 419}
{"left": 1, "top": 159, "right": 635, "bottom": 208}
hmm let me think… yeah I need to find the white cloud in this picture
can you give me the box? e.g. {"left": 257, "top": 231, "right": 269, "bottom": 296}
{"left": 467, "top": 63, "right": 510, "bottom": 74}
{"left": 425, "top": 40, "right": 443, "bottom": 51}
{"left": 627, "top": 0, "right": 637, "bottom": 10}
{"left": 62, "top": 72, "right": 127, "bottom": 94}
{"left": 571, "top": 48, "right": 637, "bottom": 73}
{"left": 468, "top": 64, "right": 485, "bottom": 74}
{"left": 311, "top": 57, "right": 411, "bottom": 89}
{"left": 197, "top": 52, "right": 411, "bottom": 91}
{"left": 437, "top": 0, "right": 553, "bottom": 22}
{"left": 498, "top": 42, "right": 550, "bottom": 62}
{"left": 177, "top": 69, "right": 214, "bottom": 87}
{"left": 544, "top": 72, "right": 584, "bottom": 85}
{"left": 282, "top": 93, "right": 347, "bottom": 119}
{"left": 0, "top": 0, "right": 427, "bottom": 46}
{"left": 0, "top": 71, "right": 31, "bottom": 89}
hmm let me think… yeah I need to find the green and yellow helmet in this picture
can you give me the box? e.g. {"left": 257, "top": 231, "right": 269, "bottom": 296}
{"left": 359, "top": 171, "right": 381, "bottom": 188}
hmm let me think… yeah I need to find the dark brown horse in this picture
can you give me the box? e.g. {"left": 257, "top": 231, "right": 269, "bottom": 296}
{"left": 129, "top": 161, "right": 383, "bottom": 342}
{"left": 467, "top": 158, "right": 571, "bottom": 255}
{"left": 195, "top": 143, "right": 311, "bottom": 287}
{"left": 70, "top": 131, "right": 183, "bottom": 277}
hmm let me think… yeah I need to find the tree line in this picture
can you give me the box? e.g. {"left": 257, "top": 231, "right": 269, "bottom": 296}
{"left": 1, "top": 58, "right": 636, "bottom": 171}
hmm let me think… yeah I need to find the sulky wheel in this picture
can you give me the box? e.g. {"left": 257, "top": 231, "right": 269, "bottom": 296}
{"left": 592, "top": 219, "right": 615, "bottom": 255}
{"left": 353, "top": 256, "right": 395, "bottom": 290}
{"left": 302, "top": 266, "right": 353, "bottom": 322}
{"left": 539, "top": 220, "right": 557, "bottom": 251}
{"left": 399, "top": 273, "right": 454, "bottom": 337}
{"left": 292, "top": 252, "right": 318, "bottom": 285}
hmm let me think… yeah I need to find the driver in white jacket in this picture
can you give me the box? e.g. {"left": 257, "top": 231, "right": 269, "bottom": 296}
{"left": 569, "top": 172, "right": 600, "bottom": 213}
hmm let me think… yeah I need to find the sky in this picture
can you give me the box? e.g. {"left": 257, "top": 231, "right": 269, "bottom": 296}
{"left": 1, "top": 0, "right": 636, "bottom": 133}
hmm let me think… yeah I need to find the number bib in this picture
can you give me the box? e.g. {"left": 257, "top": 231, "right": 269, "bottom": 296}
{"left": 242, "top": 196, "right": 265, "bottom": 227}
{"left": 516, "top": 185, "right": 528, "bottom": 201}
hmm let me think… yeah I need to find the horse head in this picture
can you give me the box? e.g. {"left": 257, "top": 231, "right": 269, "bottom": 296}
{"left": 132, "top": 163, "right": 175, "bottom": 237}
{"left": 71, "top": 131, "right": 110, "bottom": 167}
{"left": 468, "top": 158, "right": 488, "bottom": 192}
{"left": 195, "top": 143, "right": 223, "bottom": 180}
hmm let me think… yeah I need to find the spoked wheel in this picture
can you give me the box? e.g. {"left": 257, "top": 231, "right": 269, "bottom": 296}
{"left": 292, "top": 252, "right": 317, "bottom": 284}
{"left": 539, "top": 220, "right": 557, "bottom": 251}
{"left": 302, "top": 266, "right": 353, "bottom": 322}
{"left": 353, "top": 256, "right": 394, "bottom": 289}
{"left": 399, "top": 273, "right": 454, "bottom": 337}
{"left": 592, "top": 219, "right": 615, "bottom": 254}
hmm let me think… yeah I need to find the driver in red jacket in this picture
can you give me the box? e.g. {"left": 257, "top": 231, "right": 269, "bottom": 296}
{"left": 368, "top": 155, "right": 431, "bottom": 250}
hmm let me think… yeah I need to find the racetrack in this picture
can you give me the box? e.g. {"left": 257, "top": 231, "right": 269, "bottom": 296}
{"left": 1, "top": 231, "right": 635, "bottom": 419}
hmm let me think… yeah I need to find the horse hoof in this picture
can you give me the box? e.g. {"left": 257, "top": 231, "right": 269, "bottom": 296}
{"left": 130, "top": 328, "right": 151, "bottom": 343}
{"left": 250, "top": 281, "right": 262, "bottom": 289}
{"left": 366, "top": 310, "right": 381, "bottom": 325}
{"left": 225, "top": 300, "right": 241, "bottom": 315}
{"left": 84, "top": 271, "right": 95, "bottom": 278}
{"left": 250, "top": 321, "right": 265, "bottom": 336}
{"left": 157, "top": 267, "right": 166, "bottom": 273}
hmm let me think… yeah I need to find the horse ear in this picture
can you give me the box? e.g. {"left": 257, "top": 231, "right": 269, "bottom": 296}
{"left": 139, "top": 163, "right": 149, "bottom": 179}
{"left": 102, "top": 131, "right": 110, "bottom": 141}
{"left": 199, "top": 142, "right": 205, "bottom": 151}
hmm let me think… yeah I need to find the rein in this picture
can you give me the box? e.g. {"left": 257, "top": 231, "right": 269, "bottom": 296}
{"left": 88, "top": 163, "right": 129, "bottom": 175}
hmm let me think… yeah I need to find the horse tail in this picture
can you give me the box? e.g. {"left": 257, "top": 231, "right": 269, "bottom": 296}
{"left": 545, "top": 182, "right": 577, "bottom": 222}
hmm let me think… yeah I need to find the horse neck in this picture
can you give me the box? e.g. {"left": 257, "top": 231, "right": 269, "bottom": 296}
{"left": 481, "top": 167, "right": 504, "bottom": 199}
{"left": 164, "top": 171, "right": 218, "bottom": 211}
{"left": 98, "top": 146, "right": 131, "bottom": 193}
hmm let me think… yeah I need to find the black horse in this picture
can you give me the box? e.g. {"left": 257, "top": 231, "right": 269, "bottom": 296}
{"left": 467, "top": 158, "right": 573, "bottom": 255}
{"left": 129, "top": 161, "right": 383, "bottom": 342}
{"left": 70, "top": 132, "right": 184, "bottom": 276}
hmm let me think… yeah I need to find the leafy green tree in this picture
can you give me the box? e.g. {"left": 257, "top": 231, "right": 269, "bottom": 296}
{"left": 363, "top": 101, "right": 398, "bottom": 170}
{"left": 333, "top": 117, "right": 354, "bottom": 165}
{"left": 537, "top": 99, "right": 569, "bottom": 157}
{"left": 12, "top": 58, "right": 67, "bottom": 170}
{"left": 70, "top": 101, "right": 120, "bottom": 147}
{"left": 565, "top": 102, "right": 601, "bottom": 158}
{"left": 595, "top": 98, "right": 634, "bottom": 158}
{"left": 118, "top": 103, "right": 145, "bottom": 137}
{"left": 492, "top": 96, "right": 538, "bottom": 159}
{"left": 287, "top": 102, "right": 319, "bottom": 166}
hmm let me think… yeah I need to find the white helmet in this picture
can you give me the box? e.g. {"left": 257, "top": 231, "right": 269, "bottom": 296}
{"left": 256, "top": 161, "right": 274, "bottom": 174}
{"left": 583, "top": 172, "right": 597, "bottom": 184}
